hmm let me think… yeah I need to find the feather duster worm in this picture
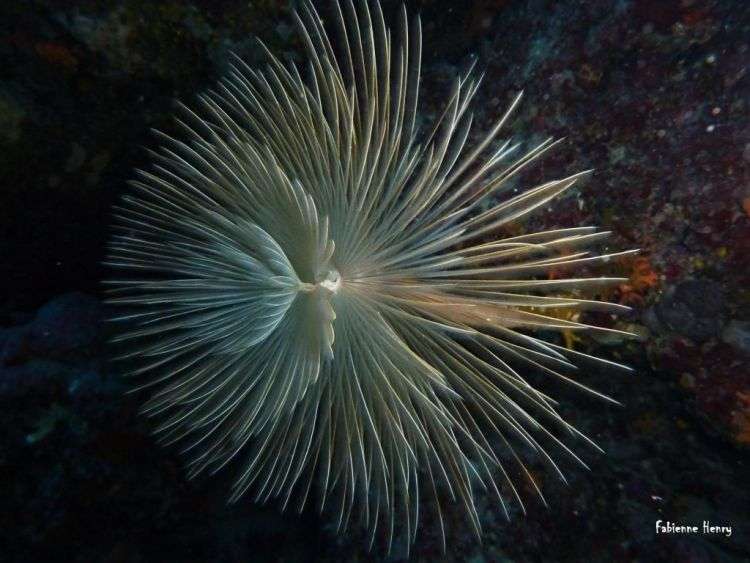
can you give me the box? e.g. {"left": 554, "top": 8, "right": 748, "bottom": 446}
{"left": 106, "top": 0, "right": 635, "bottom": 550}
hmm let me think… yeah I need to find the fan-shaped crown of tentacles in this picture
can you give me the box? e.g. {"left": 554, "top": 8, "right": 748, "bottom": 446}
{"left": 106, "top": 0, "right": 634, "bottom": 551}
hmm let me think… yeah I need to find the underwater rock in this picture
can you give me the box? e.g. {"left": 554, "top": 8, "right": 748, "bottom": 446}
{"left": 0, "top": 325, "right": 26, "bottom": 366}
{"left": 0, "top": 292, "right": 101, "bottom": 365}
{"left": 0, "top": 358, "right": 75, "bottom": 396}
{"left": 29, "top": 292, "right": 101, "bottom": 352}
{"left": 654, "top": 280, "right": 727, "bottom": 341}
{"left": 722, "top": 320, "right": 750, "bottom": 356}
{"left": 0, "top": 89, "right": 26, "bottom": 146}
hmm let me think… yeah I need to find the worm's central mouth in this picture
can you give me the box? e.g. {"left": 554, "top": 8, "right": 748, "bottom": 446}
{"left": 317, "top": 268, "right": 342, "bottom": 294}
